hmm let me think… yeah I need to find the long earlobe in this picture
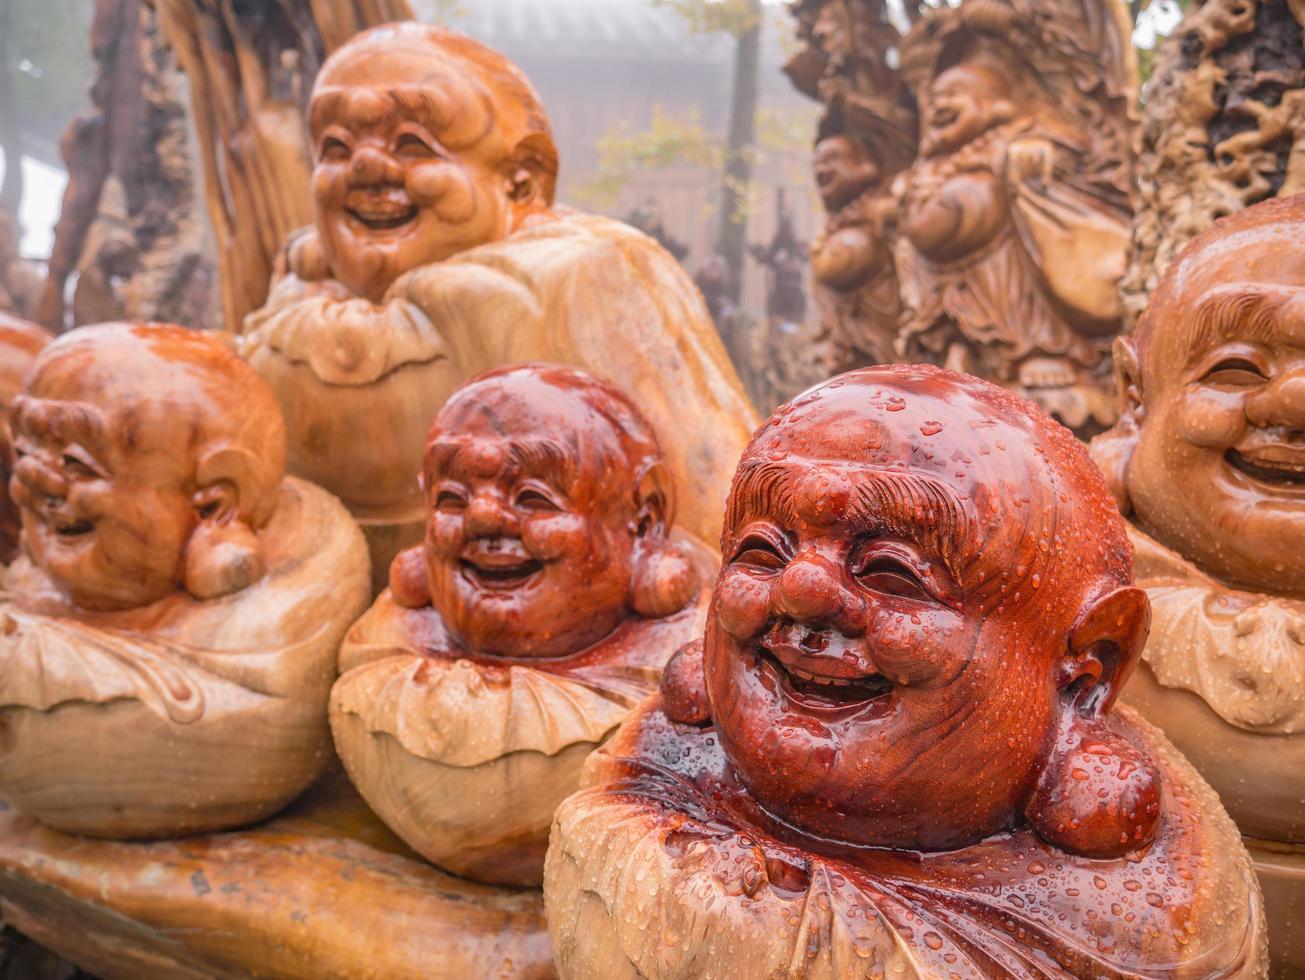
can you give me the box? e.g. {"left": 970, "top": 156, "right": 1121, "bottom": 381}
{"left": 389, "top": 545, "right": 430, "bottom": 609}
{"left": 1024, "top": 584, "right": 1159, "bottom": 856}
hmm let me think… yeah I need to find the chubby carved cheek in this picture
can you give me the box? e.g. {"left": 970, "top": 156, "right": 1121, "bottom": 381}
{"left": 313, "top": 165, "right": 350, "bottom": 208}
{"left": 407, "top": 162, "right": 478, "bottom": 224}
{"left": 66, "top": 481, "right": 113, "bottom": 520}
{"left": 714, "top": 569, "right": 772, "bottom": 641}
{"left": 520, "top": 513, "right": 589, "bottom": 562}
{"left": 426, "top": 514, "right": 466, "bottom": 557}
{"left": 1173, "top": 387, "right": 1247, "bottom": 449}
{"left": 866, "top": 605, "right": 968, "bottom": 686}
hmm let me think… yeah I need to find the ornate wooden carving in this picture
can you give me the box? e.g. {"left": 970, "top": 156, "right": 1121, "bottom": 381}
{"left": 241, "top": 23, "right": 757, "bottom": 585}
{"left": 1093, "top": 195, "right": 1305, "bottom": 975}
{"left": 785, "top": 0, "right": 1138, "bottom": 434}
{"left": 0, "top": 323, "right": 371, "bottom": 837}
{"left": 35, "top": 0, "right": 217, "bottom": 333}
{"left": 1120, "top": 0, "right": 1305, "bottom": 328}
{"left": 546, "top": 365, "right": 1266, "bottom": 978}
{"left": 331, "top": 365, "right": 714, "bottom": 887}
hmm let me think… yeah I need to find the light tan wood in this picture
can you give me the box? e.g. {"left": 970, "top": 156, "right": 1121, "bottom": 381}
{"left": 241, "top": 25, "right": 757, "bottom": 574}
{"left": 0, "top": 771, "right": 556, "bottom": 980}
{"left": 0, "top": 324, "right": 371, "bottom": 838}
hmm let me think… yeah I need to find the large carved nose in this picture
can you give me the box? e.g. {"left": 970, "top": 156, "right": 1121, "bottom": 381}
{"left": 348, "top": 146, "right": 402, "bottom": 187}
{"left": 464, "top": 494, "right": 514, "bottom": 538}
{"left": 774, "top": 554, "right": 845, "bottom": 626}
{"left": 1245, "top": 370, "right": 1305, "bottom": 434}
{"left": 13, "top": 455, "right": 66, "bottom": 500}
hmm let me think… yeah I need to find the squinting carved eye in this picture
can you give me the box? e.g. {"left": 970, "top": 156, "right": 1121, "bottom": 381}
{"left": 515, "top": 488, "right": 559, "bottom": 512}
{"left": 320, "top": 137, "right": 350, "bottom": 162}
{"left": 395, "top": 132, "right": 437, "bottom": 159}
{"left": 435, "top": 490, "right": 467, "bottom": 512}
{"left": 1201, "top": 358, "right": 1268, "bottom": 387}
{"left": 733, "top": 534, "right": 787, "bottom": 572}
{"left": 851, "top": 547, "right": 932, "bottom": 602}
{"left": 61, "top": 453, "right": 99, "bottom": 480}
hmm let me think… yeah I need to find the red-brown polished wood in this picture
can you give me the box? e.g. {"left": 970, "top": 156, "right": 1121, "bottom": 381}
{"left": 545, "top": 365, "right": 1266, "bottom": 978}
{"left": 0, "top": 323, "right": 370, "bottom": 838}
{"left": 1093, "top": 194, "right": 1305, "bottom": 976}
{"left": 331, "top": 364, "right": 713, "bottom": 887}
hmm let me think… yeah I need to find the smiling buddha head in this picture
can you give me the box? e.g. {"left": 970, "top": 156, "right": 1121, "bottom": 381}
{"left": 308, "top": 22, "right": 558, "bottom": 302}
{"left": 0, "top": 323, "right": 370, "bottom": 838}
{"left": 331, "top": 364, "right": 711, "bottom": 887}
{"left": 544, "top": 365, "right": 1266, "bottom": 979}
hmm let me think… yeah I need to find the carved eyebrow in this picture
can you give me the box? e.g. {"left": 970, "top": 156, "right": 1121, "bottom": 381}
{"left": 424, "top": 437, "right": 575, "bottom": 489}
{"left": 1188, "top": 288, "right": 1284, "bottom": 356}
{"left": 725, "top": 461, "right": 971, "bottom": 577}
{"left": 12, "top": 397, "right": 108, "bottom": 454}
{"left": 843, "top": 472, "right": 971, "bottom": 578}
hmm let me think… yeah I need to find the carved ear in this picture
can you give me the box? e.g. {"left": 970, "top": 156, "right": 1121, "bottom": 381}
{"left": 629, "top": 461, "right": 697, "bottom": 619}
{"left": 183, "top": 482, "right": 264, "bottom": 600}
{"left": 182, "top": 444, "right": 275, "bottom": 600}
{"left": 505, "top": 134, "right": 557, "bottom": 218}
{"left": 1089, "top": 335, "right": 1142, "bottom": 515}
{"left": 1024, "top": 585, "right": 1159, "bottom": 857}
{"left": 1064, "top": 585, "right": 1150, "bottom": 713}
{"left": 389, "top": 545, "right": 430, "bottom": 609}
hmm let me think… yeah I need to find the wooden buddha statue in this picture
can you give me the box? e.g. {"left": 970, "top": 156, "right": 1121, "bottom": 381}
{"left": 330, "top": 364, "right": 715, "bottom": 887}
{"left": 0, "top": 323, "right": 370, "bottom": 837}
{"left": 242, "top": 23, "right": 755, "bottom": 586}
{"left": 546, "top": 364, "right": 1266, "bottom": 978}
{"left": 1092, "top": 194, "right": 1305, "bottom": 974}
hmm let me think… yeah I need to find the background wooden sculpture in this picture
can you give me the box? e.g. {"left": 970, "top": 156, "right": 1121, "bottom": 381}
{"left": 34, "top": 0, "right": 217, "bottom": 334}
{"left": 545, "top": 365, "right": 1266, "bottom": 979}
{"left": 1120, "top": 0, "right": 1305, "bottom": 328}
{"left": 0, "top": 313, "right": 50, "bottom": 565}
{"left": 0, "top": 323, "right": 370, "bottom": 837}
{"left": 332, "top": 365, "right": 714, "bottom": 888}
{"left": 784, "top": 0, "right": 1137, "bottom": 434}
{"left": 146, "top": 0, "right": 413, "bottom": 332}
{"left": 242, "top": 23, "right": 757, "bottom": 587}
{"left": 1092, "top": 195, "right": 1305, "bottom": 976}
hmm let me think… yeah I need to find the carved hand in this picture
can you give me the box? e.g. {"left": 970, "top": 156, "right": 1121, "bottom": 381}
{"left": 1006, "top": 137, "right": 1057, "bottom": 187}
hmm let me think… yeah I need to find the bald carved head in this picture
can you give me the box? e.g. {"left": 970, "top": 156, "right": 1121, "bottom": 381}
{"left": 1109, "top": 194, "right": 1305, "bottom": 597}
{"left": 309, "top": 22, "right": 559, "bottom": 302}
{"left": 702, "top": 365, "right": 1153, "bottom": 854}
{"left": 10, "top": 323, "right": 286, "bottom": 611}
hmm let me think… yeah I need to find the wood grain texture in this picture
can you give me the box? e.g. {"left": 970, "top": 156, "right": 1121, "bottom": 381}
{"left": 0, "top": 771, "right": 556, "bottom": 980}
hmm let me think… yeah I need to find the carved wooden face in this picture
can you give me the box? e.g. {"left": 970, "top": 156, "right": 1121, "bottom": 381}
{"left": 422, "top": 366, "right": 659, "bottom": 659}
{"left": 921, "top": 63, "right": 1014, "bottom": 157}
{"left": 310, "top": 41, "right": 521, "bottom": 302}
{"left": 704, "top": 366, "right": 1134, "bottom": 850}
{"left": 8, "top": 324, "right": 284, "bottom": 612}
{"left": 814, "top": 135, "right": 879, "bottom": 212}
{"left": 1124, "top": 201, "right": 1305, "bottom": 596}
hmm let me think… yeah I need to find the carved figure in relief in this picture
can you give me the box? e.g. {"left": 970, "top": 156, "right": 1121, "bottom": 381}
{"left": 545, "top": 365, "right": 1266, "bottom": 979}
{"left": 1092, "top": 194, "right": 1305, "bottom": 974}
{"left": 785, "top": 0, "right": 1136, "bottom": 433}
{"left": 0, "top": 323, "right": 370, "bottom": 837}
{"left": 242, "top": 23, "right": 756, "bottom": 586}
{"left": 330, "top": 364, "right": 714, "bottom": 887}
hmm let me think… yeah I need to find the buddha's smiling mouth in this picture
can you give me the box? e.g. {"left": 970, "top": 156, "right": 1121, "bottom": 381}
{"left": 345, "top": 195, "right": 418, "bottom": 232}
{"left": 755, "top": 636, "right": 894, "bottom": 712}
{"left": 459, "top": 546, "right": 543, "bottom": 590}
{"left": 1226, "top": 448, "right": 1305, "bottom": 489}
